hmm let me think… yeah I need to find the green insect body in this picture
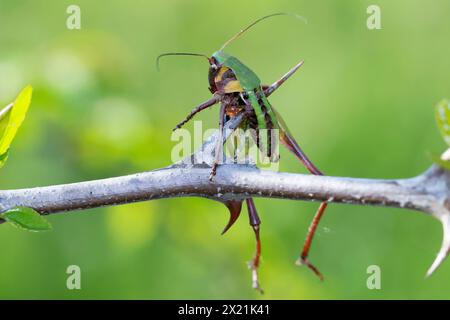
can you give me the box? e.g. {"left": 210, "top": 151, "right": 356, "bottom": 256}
{"left": 212, "top": 50, "right": 281, "bottom": 158}
{"left": 212, "top": 51, "right": 261, "bottom": 91}
{"left": 213, "top": 50, "right": 279, "bottom": 129}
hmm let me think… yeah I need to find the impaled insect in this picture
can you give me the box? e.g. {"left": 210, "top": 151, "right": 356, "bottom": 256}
{"left": 158, "top": 13, "right": 329, "bottom": 293}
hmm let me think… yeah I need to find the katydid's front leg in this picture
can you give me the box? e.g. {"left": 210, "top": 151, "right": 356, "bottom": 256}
{"left": 209, "top": 103, "right": 226, "bottom": 181}
{"left": 173, "top": 96, "right": 219, "bottom": 131}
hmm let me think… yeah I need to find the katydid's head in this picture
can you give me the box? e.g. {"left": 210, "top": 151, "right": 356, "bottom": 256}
{"left": 208, "top": 51, "right": 244, "bottom": 94}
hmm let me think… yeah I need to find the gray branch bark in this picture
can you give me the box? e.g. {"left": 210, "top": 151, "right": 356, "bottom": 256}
{"left": 0, "top": 114, "right": 449, "bottom": 276}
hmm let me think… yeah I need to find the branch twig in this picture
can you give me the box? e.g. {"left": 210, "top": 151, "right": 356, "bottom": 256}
{"left": 0, "top": 115, "right": 449, "bottom": 276}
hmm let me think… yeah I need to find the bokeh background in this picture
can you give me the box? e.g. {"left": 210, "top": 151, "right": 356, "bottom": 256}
{"left": 0, "top": 0, "right": 449, "bottom": 299}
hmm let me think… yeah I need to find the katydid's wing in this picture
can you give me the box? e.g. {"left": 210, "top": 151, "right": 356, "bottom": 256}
{"left": 271, "top": 106, "right": 323, "bottom": 175}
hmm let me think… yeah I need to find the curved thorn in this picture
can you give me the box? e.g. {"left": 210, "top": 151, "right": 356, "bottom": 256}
{"left": 426, "top": 213, "right": 450, "bottom": 277}
{"left": 221, "top": 200, "right": 243, "bottom": 235}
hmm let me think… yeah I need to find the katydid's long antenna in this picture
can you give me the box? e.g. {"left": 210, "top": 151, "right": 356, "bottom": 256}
{"left": 220, "top": 12, "right": 307, "bottom": 51}
{"left": 156, "top": 52, "right": 210, "bottom": 71}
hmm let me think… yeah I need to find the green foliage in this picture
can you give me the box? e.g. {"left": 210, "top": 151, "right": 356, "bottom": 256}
{"left": 0, "top": 86, "right": 33, "bottom": 168}
{"left": 0, "top": 86, "right": 46, "bottom": 232}
{"left": 430, "top": 152, "right": 450, "bottom": 170}
{"left": 435, "top": 99, "right": 450, "bottom": 146}
{"left": 433, "top": 99, "right": 450, "bottom": 169}
{"left": 0, "top": 206, "right": 51, "bottom": 232}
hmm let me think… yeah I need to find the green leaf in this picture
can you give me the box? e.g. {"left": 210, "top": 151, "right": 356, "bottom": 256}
{"left": 0, "top": 85, "right": 33, "bottom": 168}
{"left": 0, "top": 150, "right": 9, "bottom": 165}
{"left": 435, "top": 99, "right": 450, "bottom": 147}
{"left": 0, "top": 206, "right": 52, "bottom": 232}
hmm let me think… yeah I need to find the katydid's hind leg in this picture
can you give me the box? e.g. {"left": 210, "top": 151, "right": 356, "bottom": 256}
{"left": 209, "top": 103, "right": 226, "bottom": 181}
{"left": 281, "top": 132, "right": 323, "bottom": 175}
{"left": 246, "top": 198, "right": 264, "bottom": 294}
{"left": 295, "top": 202, "right": 327, "bottom": 281}
{"left": 280, "top": 131, "right": 327, "bottom": 280}
{"left": 173, "top": 96, "right": 218, "bottom": 131}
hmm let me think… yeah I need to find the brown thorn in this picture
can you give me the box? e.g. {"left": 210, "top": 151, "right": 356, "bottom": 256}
{"left": 221, "top": 200, "right": 243, "bottom": 235}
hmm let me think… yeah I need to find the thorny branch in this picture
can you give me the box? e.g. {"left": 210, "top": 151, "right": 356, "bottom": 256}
{"left": 0, "top": 115, "right": 449, "bottom": 276}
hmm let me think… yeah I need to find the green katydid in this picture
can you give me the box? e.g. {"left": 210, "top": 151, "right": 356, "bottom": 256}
{"left": 158, "top": 13, "right": 329, "bottom": 293}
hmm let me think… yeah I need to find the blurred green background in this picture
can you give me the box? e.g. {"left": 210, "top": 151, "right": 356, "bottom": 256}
{"left": 0, "top": 0, "right": 449, "bottom": 299}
